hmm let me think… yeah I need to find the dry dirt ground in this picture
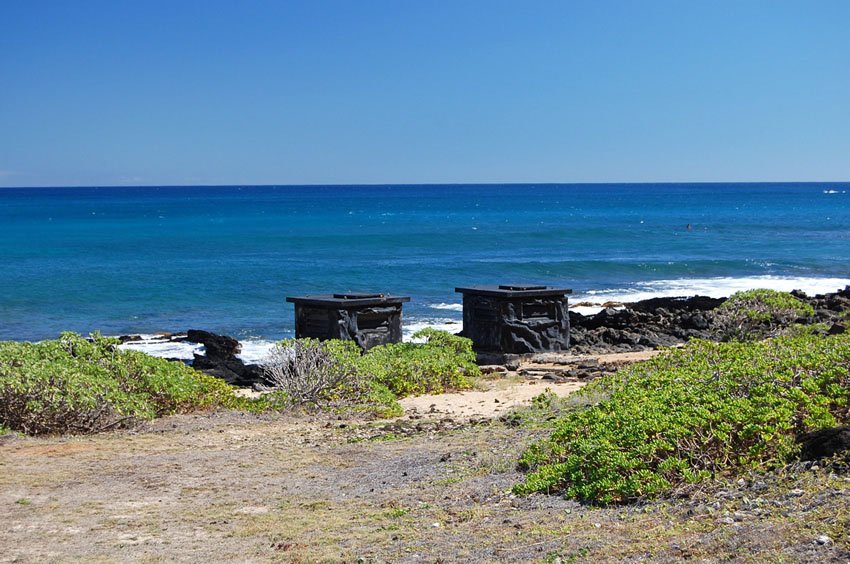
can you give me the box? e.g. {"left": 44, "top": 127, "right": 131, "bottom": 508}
{"left": 2, "top": 353, "right": 849, "bottom": 563}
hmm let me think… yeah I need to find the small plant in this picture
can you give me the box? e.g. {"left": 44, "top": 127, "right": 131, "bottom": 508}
{"left": 713, "top": 288, "right": 815, "bottom": 341}
{"left": 501, "top": 388, "right": 611, "bottom": 429}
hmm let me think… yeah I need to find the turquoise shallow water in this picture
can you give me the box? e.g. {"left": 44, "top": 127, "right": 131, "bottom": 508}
{"left": 2, "top": 183, "right": 849, "bottom": 343}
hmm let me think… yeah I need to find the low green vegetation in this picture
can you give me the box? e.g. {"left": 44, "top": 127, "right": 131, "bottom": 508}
{"left": 0, "top": 332, "right": 250, "bottom": 435}
{"left": 0, "top": 329, "right": 478, "bottom": 436}
{"left": 713, "top": 288, "right": 815, "bottom": 341}
{"left": 514, "top": 333, "right": 850, "bottom": 504}
{"left": 263, "top": 329, "right": 478, "bottom": 417}
{"left": 356, "top": 328, "right": 478, "bottom": 396}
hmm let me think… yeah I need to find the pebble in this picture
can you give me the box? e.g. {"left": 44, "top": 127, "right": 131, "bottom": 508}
{"left": 815, "top": 534, "right": 833, "bottom": 546}
{"left": 717, "top": 517, "right": 736, "bottom": 525}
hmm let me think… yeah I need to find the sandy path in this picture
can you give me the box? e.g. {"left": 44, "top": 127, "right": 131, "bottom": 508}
{"left": 400, "top": 349, "right": 661, "bottom": 419}
{"left": 399, "top": 379, "right": 583, "bottom": 419}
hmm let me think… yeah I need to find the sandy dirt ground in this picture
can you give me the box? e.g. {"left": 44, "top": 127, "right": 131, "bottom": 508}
{"left": 400, "top": 350, "right": 661, "bottom": 420}
{"left": 399, "top": 379, "right": 584, "bottom": 420}
{"left": 1, "top": 350, "right": 846, "bottom": 563}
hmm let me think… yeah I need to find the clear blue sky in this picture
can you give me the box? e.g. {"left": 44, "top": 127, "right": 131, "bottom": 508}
{"left": 1, "top": 0, "right": 848, "bottom": 187}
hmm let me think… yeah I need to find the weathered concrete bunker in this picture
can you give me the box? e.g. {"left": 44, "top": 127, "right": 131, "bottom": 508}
{"left": 455, "top": 285, "right": 572, "bottom": 354}
{"left": 286, "top": 293, "right": 410, "bottom": 350}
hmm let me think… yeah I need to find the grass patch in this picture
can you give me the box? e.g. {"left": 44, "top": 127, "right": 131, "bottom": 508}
{"left": 514, "top": 333, "right": 850, "bottom": 503}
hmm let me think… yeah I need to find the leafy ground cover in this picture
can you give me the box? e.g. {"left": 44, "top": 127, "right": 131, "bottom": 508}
{"left": 261, "top": 329, "right": 479, "bottom": 417}
{"left": 514, "top": 333, "right": 850, "bottom": 503}
{"left": 0, "top": 332, "right": 250, "bottom": 435}
{"left": 0, "top": 329, "right": 480, "bottom": 435}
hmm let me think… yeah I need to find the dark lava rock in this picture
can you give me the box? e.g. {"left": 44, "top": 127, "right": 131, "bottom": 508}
{"left": 630, "top": 295, "right": 726, "bottom": 314}
{"left": 118, "top": 334, "right": 143, "bottom": 343}
{"left": 798, "top": 426, "right": 850, "bottom": 461}
{"left": 187, "top": 329, "right": 263, "bottom": 387}
{"left": 568, "top": 287, "right": 850, "bottom": 355}
{"left": 187, "top": 329, "right": 241, "bottom": 360}
{"left": 569, "top": 295, "right": 725, "bottom": 354}
{"left": 680, "top": 312, "right": 709, "bottom": 330}
{"left": 828, "top": 323, "right": 846, "bottom": 335}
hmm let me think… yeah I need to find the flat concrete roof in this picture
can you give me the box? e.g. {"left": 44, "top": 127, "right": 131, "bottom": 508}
{"left": 455, "top": 285, "right": 572, "bottom": 298}
{"left": 286, "top": 293, "right": 411, "bottom": 307}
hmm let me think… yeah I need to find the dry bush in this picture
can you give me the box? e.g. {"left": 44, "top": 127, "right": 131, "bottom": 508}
{"left": 260, "top": 339, "right": 357, "bottom": 405}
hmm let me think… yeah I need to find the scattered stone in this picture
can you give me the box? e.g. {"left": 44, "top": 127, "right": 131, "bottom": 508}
{"left": 479, "top": 365, "right": 509, "bottom": 375}
{"left": 815, "top": 534, "right": 833, "bottom": 546}
{"left": 541, "top": 373, "right": 567, "bottom": 382}
{"left": 828, "top": 323, "right": 846, "bottom": 335}
{"left": 717, "top": 516, "right": 736, "bottom": 525}
{"left": 732, "top": 511, "right": 751, "bottom": 522}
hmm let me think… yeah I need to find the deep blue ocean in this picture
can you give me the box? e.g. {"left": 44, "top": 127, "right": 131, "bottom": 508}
{"left": 2, "top": 183, "right": 849, "bottom": 357}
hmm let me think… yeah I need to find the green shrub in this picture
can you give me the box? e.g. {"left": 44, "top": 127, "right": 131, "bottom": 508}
{"left": 356, "top": 329, "right": 478, "bottom": 397}
{"left": 713, "top": 288, "right": 815, "bottom": 341}
{"left": 0, "top": 332, "right": 245, "bottom": 435}
{"left": 514, "top": 333, "right": 850, "bottom": 503}
{"left": 261, "top": 330, "right": 478, "bottom": 416}
{"left": 345, "top": 380, "right": 405, "bottom": 419}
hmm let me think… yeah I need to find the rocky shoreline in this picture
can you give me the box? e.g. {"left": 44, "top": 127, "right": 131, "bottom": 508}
{"left": 569, "top": 285, "right": 849, "bottom": 353}
{"left": 119, "top": 286, "right": 850, "bottom": 386}
{"left": 119, "top": 329, "right": 264, "bottom": 387}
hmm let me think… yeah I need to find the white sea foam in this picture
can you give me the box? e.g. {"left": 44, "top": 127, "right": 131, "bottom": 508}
{"left": 117, "top": 333, "right": 277, "bottom": 365}
{"left": 569, "top": 305, "right": 617, "bottom": 316}
{"left": 118, "top": 335, "right": 202, "bottom": 361}
{"left": 237, "top": 340, "right": 277, "bottom": 365}
{"left": 403, "top": 318, "right": 463, "bottom": 342}
{"left": 576, "top": 276, "right": 850, "bottom": 307}
{"left": 429, "top": 302, "right": 464, "bottom": 311}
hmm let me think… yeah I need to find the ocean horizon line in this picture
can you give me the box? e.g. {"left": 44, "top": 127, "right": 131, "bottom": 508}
{"left": 2, "top": 180, "right": 849, "bottom": 191}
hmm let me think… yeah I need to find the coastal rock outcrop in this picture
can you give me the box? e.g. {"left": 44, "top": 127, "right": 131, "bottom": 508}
{"left": 568, "top": 287, "right": 850, "bottom": 355}
{"left": 188, "top": 329, "right": 264, "bottom": 387}
{"left": 568, "top": 295, "right": 725, "bottom": 354}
